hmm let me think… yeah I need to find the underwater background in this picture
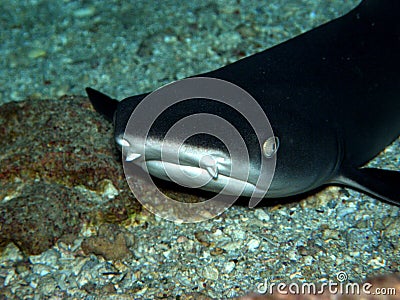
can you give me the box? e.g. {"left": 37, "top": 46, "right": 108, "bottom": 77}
{"left": 1, "top": 0, "right": 400, "bottom": 298}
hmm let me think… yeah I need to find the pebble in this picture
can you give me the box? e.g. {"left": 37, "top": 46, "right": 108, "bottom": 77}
{"left": 4, "top": 268, "right": 16, "bottom": 286}
{"left": 202, "top": 266, "right": 219, "bottom": 281}
{"left": 32, "top": 264, "right": 53, "bottom": 276}
{"left": 57, "top": 274, "right": 68, "bottom": 291}
{"left": 220, "top": 241, "right": 242, "bottom": 252}
{"left": 368, "top": 257, "right": 386, "bottom": 269}
{"left": 29, "top": 280, "right": 38, "bottom": 289}
{"left": 73, "top": 7, "right": 95, "bottom": 18}
{"left": 226, "top": 226, "right": 247, "bottom": 240}
{"left": 177, "top": 235, "right": 188, "bottom": 243}
{"left": 97, "top": 179, "right": 119, "bottom": 199}
{"left": 321, "top": 228, "right": 341, "bottom": 240}
{"left": 27, "top": 49, "right": 46, "bottom": 59}
{"left": 38, "top": 275, "right": 57, "bottom": 296}
{"left": 302, "top": 255, "right": 314, "bottom": 266}
{"left": 71, "top": 257, "right": 90, "bottom": 276}
{"left": 254, "top": 209, "right": 270, "bottom": 222}
{"left": 0, "top": 243, "right": 24, "bottom": 264}
{"left": 29, "top": 249, "right": 60, "bottom": 266}
{"left": 247, "top": 239, "right": 260, "bottom": 251}
{"left": 224, "top": 261, "right": 236, "bottom": 274}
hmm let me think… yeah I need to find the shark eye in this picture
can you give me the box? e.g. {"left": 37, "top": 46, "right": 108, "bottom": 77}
{"left": 262, "top": 136, "right": 279, "bottom": 158}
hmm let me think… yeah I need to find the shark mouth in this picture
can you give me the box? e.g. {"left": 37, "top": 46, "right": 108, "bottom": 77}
{"left": 116, "top": 134, "right": 267, "bottom": 197}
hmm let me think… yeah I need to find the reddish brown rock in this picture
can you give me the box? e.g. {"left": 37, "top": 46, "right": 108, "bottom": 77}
{"left": 0, "top": 96, "right": 142, "bottom": 255}
{"left": 81, "top": 223, "right": 135, "bottom": 260}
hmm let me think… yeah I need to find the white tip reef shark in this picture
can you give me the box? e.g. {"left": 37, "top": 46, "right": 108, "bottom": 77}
{"left": 86, "top": 0, "right": 400, "bottom": 206}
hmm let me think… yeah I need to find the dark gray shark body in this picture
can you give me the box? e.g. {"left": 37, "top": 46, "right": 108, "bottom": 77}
{"left": 87, "top": 0, "right": 400, "bottom": 205}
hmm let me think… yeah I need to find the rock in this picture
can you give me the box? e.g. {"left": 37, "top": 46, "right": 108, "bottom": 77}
{"left": 81, "top": 224, "right": 135, "bottom": 260}
{"left": 0, "top": 96, "right": 142, "bottom": 255}
{"left": 0, "top": 183, "right": 82, "bottom": 254}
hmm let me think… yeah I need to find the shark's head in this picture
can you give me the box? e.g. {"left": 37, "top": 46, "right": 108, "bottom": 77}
{"left": 114, "top": 93, "right": 277, "bottom": 199}
{"left": 86, "top": 79, "right": 277, "bottom": 202}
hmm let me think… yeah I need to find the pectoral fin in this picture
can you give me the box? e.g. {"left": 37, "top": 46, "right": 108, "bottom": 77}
{"left": 333, "top": 167, "right": 400, "bottom": 205}
{"left": 86, "top": 87, "right": 118, "bottom": 122}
